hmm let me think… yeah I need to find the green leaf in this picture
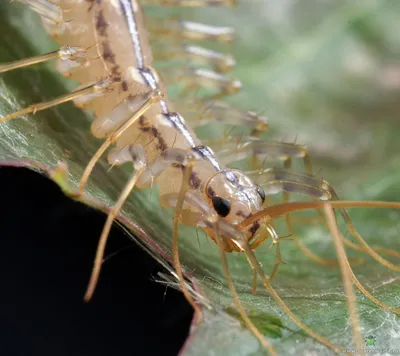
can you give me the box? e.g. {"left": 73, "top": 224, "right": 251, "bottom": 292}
{"left": 1, "top": 2, "right": 399, "bottom": 355}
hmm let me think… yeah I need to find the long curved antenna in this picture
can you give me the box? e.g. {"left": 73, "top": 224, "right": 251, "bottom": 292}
{"left": 238, "top": 201, "right": 400, "bottom": 229}
{"left": 239, "top": 200, "right": 400, "bottom": 313}
{"left": 241, "top": 200, "right": 400, "bottom": 271}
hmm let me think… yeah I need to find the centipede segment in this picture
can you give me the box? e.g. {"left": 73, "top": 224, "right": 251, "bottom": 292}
{"left": 2, "top": 0, "right": 399, "bottom": 354}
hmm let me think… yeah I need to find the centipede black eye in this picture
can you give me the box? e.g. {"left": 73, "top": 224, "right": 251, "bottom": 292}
{"left": 212, "top": 196, "right": 231, "bottom": 217}
{"left": 256, "top": 185, "right": 266, "bottom": 204}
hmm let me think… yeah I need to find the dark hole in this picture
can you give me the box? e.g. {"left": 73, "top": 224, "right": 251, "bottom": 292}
{"left": 0, "top": 166, "right": 193, "bottom": 356}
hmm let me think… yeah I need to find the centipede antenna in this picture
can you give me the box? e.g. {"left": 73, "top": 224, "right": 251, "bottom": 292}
{"left": 238, "top": 201, "right": 400, "bottom": 230}
{"left": 84, "top": 165, "right": 146, "bottom": 301}
{"left": 213, "top": 223, "right": 277, "bottom": 355}
{"left": 172, "top": 161, "right": 203, "bottom": 321}
{"left": 236, "top": 199, "right": 400, "bottom": 352}
{"left": 242, "top": 200, "right": 400, "bottom": 268}
{"left": 0, "top": 78, "right": 111, "bottom": 124}
{"left": 324, "top": 204, "right": 364, "bottom": 353}
{"left": 78, "top": 89, "right": 163, "bottom": 195}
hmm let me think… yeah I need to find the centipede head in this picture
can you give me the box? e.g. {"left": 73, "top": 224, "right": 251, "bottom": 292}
{"left": 203, "top": 169, "right": 271, "bottom": 251}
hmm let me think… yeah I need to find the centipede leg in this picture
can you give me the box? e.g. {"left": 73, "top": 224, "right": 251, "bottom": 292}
{"left": 84, "top": 160, "right": 146, "bottom": 301}
{"left": 0, "top": 78, "right": 112, "bottom": 124}
{"left": 268, "top": 242, "right": 287, "bottom": 282}
{"left": 78, "top": 89, "right": 163, "bottom": 195}
{"left": 326, "top": 188, "right": 400, "bottom": 268}
{"left": 147, "top": 18, "right": 235, "bottom": 43}
{"left": 173, "top": 160, "right": 203, "bottom": 321}
{"left": 0, "top": 46, "right": 87, "bottom": 73}
{"left": 14, "top": 0, "right": 64, "bottom": 24}
{"left": 234, "top": 233, "right": 348, "bottom": 355}
{"left": 324, "top": 203, "right": 400, "bottom": 314}
{"left": 252, "top": 168, "right": 365, "bottom": 266}
{"left": 240, "top": 200, "right": 400, "bottom": 316}
{"left": 212, "top": 223, "right": 277, "bottom": 355}
{"left": 162, "top": 67, "right": 241, "bottom": 101}
{"left": 153, "top": 45, "right": 236, "bottom": 74}
{"left": 323, "top": 204, "right": 364, "bottom": 352}
{"left": 244, "top": 254, "right": 257, "bottom": 295}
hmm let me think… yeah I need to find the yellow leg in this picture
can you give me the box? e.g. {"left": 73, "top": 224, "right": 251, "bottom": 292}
{"left": 324, "top": 204, "right": 363, "bottom": 353}
{"left": 84, "top": 166, "right": 145, "bottom": 301}
{"left": 213, "top": 223, "right": 277, "bottom": 355}
{"left": 0, "top": 79, "right": 111, "bottom": 124}
{"left": 173, "top": 161, "right": 203, "bottom": 321}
